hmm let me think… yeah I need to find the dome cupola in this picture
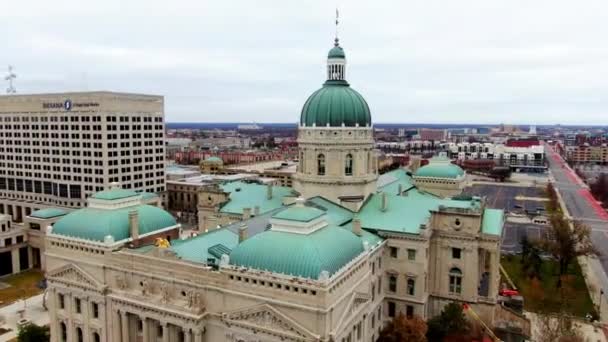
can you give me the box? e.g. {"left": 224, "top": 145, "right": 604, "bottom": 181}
{"left": 300, "top": 38, "right": 372, "bottom": 127}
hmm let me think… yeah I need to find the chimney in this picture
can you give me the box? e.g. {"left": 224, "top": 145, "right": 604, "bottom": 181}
{"left": 243, "top": 207, "right": 251, "bottom": 220}
{"left": 352, "top": 216, "right": 362, "bottom": 236}
{"left": 238, "top": 223, "right": 248, "bottom": 243}
{"left": 129, "top": 210, "right": 139, "bottom": 240}
{"left": 254, "top": 206, "right": 260, "bottom": 216}
{"left": 398, "top": 184, "right": 403, "bottom": 196}
{"left": 267, "top": 184, "right": 273, "bottom": 200}
{"left": 381, "top": 192, "right": 388, "bottom": 212}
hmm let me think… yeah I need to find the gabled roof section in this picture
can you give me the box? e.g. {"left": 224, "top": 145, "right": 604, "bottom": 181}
{"left": 272, "top": 206, "right": 324, "bottom": 222}
{"left": 358, "top": 189, "right": 480, "bottom": 234}
{"left": 91, "top": 188, "right": 140, "bottom": 200}
{"left": 306, "top": 196, "right": 354, "bottom": 226}
{"left": 30, "top": 208, "right": 68, "bottom": 219}
{"left": 377, "top": 168, "right": 414, "bottom": 195}
{"left": 170, "top": 228, "right": 238, "bottom": 263}
{"left": 219, "top": 182, "right": 295, "bottom": 215}
{"left": 482, "top": 208, "right": 504, "bottom": 236}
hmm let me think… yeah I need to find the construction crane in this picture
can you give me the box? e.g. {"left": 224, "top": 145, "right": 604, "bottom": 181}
{"left": 5, "top": 65, "right": 16, "bottom": 94}
{"left": 462, "top": 303, "right": 502, "bottom": 342}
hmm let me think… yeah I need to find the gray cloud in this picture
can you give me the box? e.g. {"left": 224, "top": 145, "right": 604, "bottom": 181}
{"left": 1, "top": 0, "right": 607, "bottom": 125}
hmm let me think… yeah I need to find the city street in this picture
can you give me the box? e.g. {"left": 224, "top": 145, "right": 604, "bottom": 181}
{"left": 546, "top": 144, "right": 608, "bottom": 317}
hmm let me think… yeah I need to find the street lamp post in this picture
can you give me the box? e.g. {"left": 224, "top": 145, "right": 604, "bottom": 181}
{"left": 600, "top": 289, "right": 604, "bottom": 320}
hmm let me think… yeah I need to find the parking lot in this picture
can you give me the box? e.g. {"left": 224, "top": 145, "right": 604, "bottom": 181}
{"left": 464, "top": 184, "right": 549, "bottom": 254}
{"left": 464, "top": 184, "right": 547, "bottom": 215}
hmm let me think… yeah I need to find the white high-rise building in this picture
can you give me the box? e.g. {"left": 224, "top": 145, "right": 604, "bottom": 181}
{"left": 0, "top": 92, "right": 166, "bottom": 222}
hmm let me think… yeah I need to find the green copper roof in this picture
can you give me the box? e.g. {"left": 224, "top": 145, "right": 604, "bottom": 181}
{"left": 300, "top": 81, "right": 371, "bottom": 127}
{"left": 307, "top": 197, "right": 354, "bottom": 226}
{"left": 358, "top": 190, "right": 480, "bottom": 234}
{"left": 205, "top": 156, "right": 223, "bottom": 163}
{"left": 219, "top": 182, "right": 295, "bottom": 215}
{"left": 414, "top": 162, "right": 464, "bottom": 179}
{"left": 91, "top": 188, "right": 140, "bottom": 200}
{"left": 377, "top": 168, "right": 415, "bottom": 194}
{"left": 328, "top": 45, "right": 345, "bottom": 59}
{"left": 52, "top": 205, "right": 177, "bottom": 242}
{"left": 170, "top": 228, "right": 238, "bottom": 263}
{"left": 229, "top": 225, "right": 364, "bottom": 279}
{"left": 482, "top": 208, "right": 504, "bottom": 236}
{"left": 141, "top": 192, "right": 158, "bottom": 200}
{"left": 30, "top": 208, "right": 68, "bottom": 219}
{"left": 272, "top": 206, "right": 324, "bottom": 222}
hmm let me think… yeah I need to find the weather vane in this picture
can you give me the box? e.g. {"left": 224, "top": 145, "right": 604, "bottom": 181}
{"left": 5, "top": 65, "right": 16, "bottom": 94}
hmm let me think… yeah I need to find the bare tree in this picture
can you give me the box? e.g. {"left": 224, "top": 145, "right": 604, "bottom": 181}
{"left": 535, "top": 313, "right": 584, "bottom": 342}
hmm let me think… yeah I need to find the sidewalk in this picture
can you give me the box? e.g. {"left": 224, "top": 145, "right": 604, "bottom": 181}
{"left": 551, "top": 168, "right": 608, "bottom": 323}
{"left": 0, "top": 293, "right": 48, "bottom": 342}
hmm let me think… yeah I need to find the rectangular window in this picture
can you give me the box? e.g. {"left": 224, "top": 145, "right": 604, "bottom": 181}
{"left": 75, "top": 298, "right": 81, "bottom": 313}
{"left": 407, "top": 249, "right": 416, "bottom": 261}
{"left": 452, "top": 248, "right": 462, "bottom": 259}
{"left": 92, "top": 302, "right": 99, "bottom": 318}
{"left": 388, "top": 275, "right": 397, "bottom": 292}
{"left": 389, "top": 247, "right": 398, "bottom": 258}
{"left": 407, "top": 279, "right": 415, "bottom": 296}
{"left": 406, "top": 305, "right": 414, "bottom": 318}
{"left": 449, "top": 273, "right": 462, "bottom": 294}
{"left": 58, "top": 294, "right": 65, "bottom": 309}
{"left": 388, "top": 301, "right": 396, "bottom": 318}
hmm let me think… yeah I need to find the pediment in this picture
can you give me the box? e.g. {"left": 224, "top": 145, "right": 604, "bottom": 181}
{"left": 47, "top": 263, "right": 106, "bottom": 291}
{"left": 221, "top": 303, "right": 319, "bottom": 341}
{"left": 335, "top": 292, "right": 371, "bottom": 333}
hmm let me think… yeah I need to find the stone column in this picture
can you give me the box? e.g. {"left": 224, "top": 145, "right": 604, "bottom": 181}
{"left": 10, "top": 248, "right": 20, "bottom": 274}
{"left": 48, "top": 289, "right": 58, "bottom": 342}
{"left": 27, "top": 247, "right": 33, "bottom": 269}
{"left": 141, "top": 316, "right": 149, "bottom": 342}
{"left": 161, "top": 322, "right": 170, "bottom": 342}
{"left": 488, "top": 251, "right": 499, "bottom": 298}
{"left": 121, "top": 311, "right": 129, "bottom": 342}
{"left": 194, "top": 329, "right": 203, "bottom": 342}
{"left": 184, "top": 328, "right": 192, "bottom": 342}
{"left": 112, "top": 310, "right": 122, "bottom": 342}
{"left": 66, "top": 294, "right": 74, "bottom": 342}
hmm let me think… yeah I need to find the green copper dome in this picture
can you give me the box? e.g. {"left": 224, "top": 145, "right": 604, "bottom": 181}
{"left": 229, "top": 226, "right": 364, "bottom": 279}
{"left": 328, "top": 46, "right": 345, "bottom": 59}
{"left": 300, "top": 81, "right": 371, "bottom": 127}
{"left": 414, "top": 162, "right": 465, "bottom": 179}
{"left": 52, "top": 205, "right": 177, "bottom": 242}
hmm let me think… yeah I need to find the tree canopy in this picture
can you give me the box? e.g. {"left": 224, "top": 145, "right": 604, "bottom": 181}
{"left": 17, "top": 323, "right": 50, "bottom": 342}
{"left": 378, "top": 313, "right": 427, "bottom": 342}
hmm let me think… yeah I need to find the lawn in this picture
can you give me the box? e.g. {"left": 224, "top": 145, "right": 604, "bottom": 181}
{"left": 501, "top": 255, "right": 595, "bottom": 318}
{"left": 0, "top": 270, "right": 44, "bottom": 307}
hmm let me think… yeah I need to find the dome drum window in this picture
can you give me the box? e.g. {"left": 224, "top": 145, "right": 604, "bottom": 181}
{"left": 345, "top": 154, "right": 353, "bottom": 176}
{"left": 317, "top": 154, "right": 326, "bottom": 176}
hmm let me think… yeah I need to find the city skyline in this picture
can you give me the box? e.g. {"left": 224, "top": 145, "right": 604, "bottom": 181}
{"left": 2, "top": 0, "right": 608, "bottom": 125}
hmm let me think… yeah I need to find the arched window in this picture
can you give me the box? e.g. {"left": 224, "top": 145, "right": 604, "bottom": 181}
{"left": 449, "top": 267, "right": 462, "bottom": 294}
{"left": 93, "top": 332, "right": 101, "bottom": 342}
{"left": 407, "top": 278, "right": 415, "bottom": 295}
{"left": 345, "top": 154, "right": 353, "bottom": 176}
{"left": 388, "top": 275, "right": 397, "bottom": 292}
{"left": 317, "top": 154, "right": 325, "bottom": 176}
{"left": 76, "top": 327, "right": 83, "bottom": 342}
{"left": 60, "top": 322, "right": 67, "bottom": 342}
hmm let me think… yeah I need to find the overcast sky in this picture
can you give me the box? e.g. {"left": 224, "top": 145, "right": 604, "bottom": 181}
{"left": 2, "top": 0, "right": 607, "bottom": 125}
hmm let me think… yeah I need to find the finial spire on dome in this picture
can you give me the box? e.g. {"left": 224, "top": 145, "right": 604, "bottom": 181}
{"left": 334, "top": 8, "right": 340, "bottom": 46}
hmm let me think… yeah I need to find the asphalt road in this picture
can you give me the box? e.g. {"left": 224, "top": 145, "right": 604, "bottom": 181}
{"left": 545, "top": 145, "right": 608, "bottom": 304}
